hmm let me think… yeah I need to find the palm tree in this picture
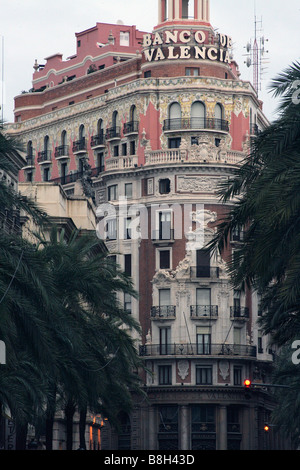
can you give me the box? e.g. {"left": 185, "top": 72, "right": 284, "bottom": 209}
{"left": 0, "top": 125, "right": 144, "bottom": 450}
{"left": 34, "top": 227, "right": 143, "bottom": 450}
{"left": 205, "top": 61, "right": 300, "bottom": 445}
{"left": 206, "top": 61, "right": 300, "bottom": 346}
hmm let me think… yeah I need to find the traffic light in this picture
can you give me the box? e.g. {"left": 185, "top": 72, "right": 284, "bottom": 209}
{"left": 264, "top": 424, "right": 270, "bottom": 432}
{"left": 244, "top": 379, "right": 252, "bottom": 399}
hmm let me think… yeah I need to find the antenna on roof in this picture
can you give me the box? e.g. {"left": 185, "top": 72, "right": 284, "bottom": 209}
{"left": 243, "top": 3, "right": 269, "bottom": 94}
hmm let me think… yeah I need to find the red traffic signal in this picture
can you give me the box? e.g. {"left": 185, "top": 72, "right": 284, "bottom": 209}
{"left": 244, "top": 379, "right": 251, "bottom": 388}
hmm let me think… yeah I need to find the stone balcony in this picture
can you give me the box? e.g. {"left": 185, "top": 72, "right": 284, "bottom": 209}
{"left": 105, "top": 155, "right": 138, "bottom": 171}
{"left": 145, "top": 147, "right": 246, "bottom": 166}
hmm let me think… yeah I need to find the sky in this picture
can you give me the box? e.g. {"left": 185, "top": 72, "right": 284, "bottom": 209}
{"left": 0, "top": 0, "right": 299, "bottom": 123}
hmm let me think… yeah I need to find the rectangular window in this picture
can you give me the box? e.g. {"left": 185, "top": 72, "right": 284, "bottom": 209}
{"left": 120, "top": 31, "right": 130, "bottom": 46}
{"left": 114, "top": 145, "right": 119, "bottom": 157}
{"left": 159, "top": 250, "right": 170, "bottom": 270}
{"left": 233, "top": 327, "right": 241, "bottom": 345}
{"left": 196, "top": 249, "right": 210, "bottom": 277}
{"left": 124, "top": 217, "right": 132, "bottom": 240}
{"left": 124, "top": 254, "right": 132, "bottom": 276}
{"left": 124, "top": 293, "right": 132, "bottom": 314}
{"left": 158, "top": 365, "right": 172, "bottom": 385}
{"left": 43, "top": 168, "right": 50, "bottom": 182}
{"left": 196, "top": 327, "right": 211, "bottom": 355}
{"left": 233, "top": 290, "right": 241, "bottom": 314}
{"left": 159, "top": 211, "right": 172, "bottom": 240}
{"left": 144, "top": 70, "right": 151, "bottom": 78}
{"left": 97, "top": 152, "right": 105, "bottom": 173}
{"left": 168, "top": 137, "right": 181, "bottom": 149}
{"left": 26, "top": 172, "right": 33, "bottom": 182}
{"left": 106, "top": 219, "right": 117, "bottom": 240}
{"left": 196, "top": 288, "right": 211, "bottom": 306}
{"left": 122, "top": 143, "right": 127, "bottom": 156}
{"left": 130, "top": 140, "right": 136, "bottom": 155}
{"left": 196, "top": 366, "right": 212, "bottom": 385}
{"left": 185, "top": 67, "right": 199, "bottom": 76}
{"left": 159, "top": 289, "right": 170, "bottom": 306}
{"left": 125, "top": 183, "right": 132, "bottom": 199}
{"left": 234, "top": 367, "right": 242, "bottom": 385}
{"left": 159, "top": 326, "right": 171, "bottom": 355}
{"left": 108, "top": 185, "right": 118, "bottom": 201}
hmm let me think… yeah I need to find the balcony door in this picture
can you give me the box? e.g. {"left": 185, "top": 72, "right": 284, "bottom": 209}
{"left": 159, "top": 211, "right": 172, "bottom": 240}
{"left": 159, "top": 324, "right": 171, "bottom": 355}
{"left": 191, "top": 101, "right": 205, "bottom": 129}
{"left": 196, "top": 249, "right": 210, "bottom": 277}
{"left": 196, "top": 327, "right": 211, "bottom": 355}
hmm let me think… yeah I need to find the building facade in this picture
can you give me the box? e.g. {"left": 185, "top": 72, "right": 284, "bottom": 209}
{"left": 8, "top": 0, "right": 290, "bottom": 450}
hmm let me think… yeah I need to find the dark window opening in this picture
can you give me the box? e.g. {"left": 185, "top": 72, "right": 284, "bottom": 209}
{"left": 168, "top": 137, "right": 181, "bottom": 149}
{"left": 159, "top": 250, "right": 170, "bottom": 269}
{"left": 159, "top": 178, "right": 170, "bottom": 194}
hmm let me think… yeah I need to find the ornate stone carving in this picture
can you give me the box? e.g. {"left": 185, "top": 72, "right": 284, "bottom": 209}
{"left": 177, "top": 360, "right": 189, "bottom": 380}
{"left": 177, "top": 175, "right": 226, "bottom": 193}
{"left": 219, "top": 360, "right": 230, "bottom": 380}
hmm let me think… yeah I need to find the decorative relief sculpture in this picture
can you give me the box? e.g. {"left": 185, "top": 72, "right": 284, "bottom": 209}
{"left": 177, "top": 360, "right": 189, "bottom": 380}
{"left": 177, "top": 175, "right": 227, "bottom": 193}
{"left": 219, "top": 360, "right": 230, "bottom": 380}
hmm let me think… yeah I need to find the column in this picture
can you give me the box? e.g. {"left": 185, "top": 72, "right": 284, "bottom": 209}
{"left": 174, "top": 0, "right": 180, "bottom": 19}
{"left": 168, "top": 0, "right": 174, "bottom": 20}
{"left": 180, "top": 406, "right": 189, "bottom": 450}
{"left": 158, "top": 0, "right": 162, "bottom": 23}
{"left": 218, "top": 405, "right": 227, "bottom": 450}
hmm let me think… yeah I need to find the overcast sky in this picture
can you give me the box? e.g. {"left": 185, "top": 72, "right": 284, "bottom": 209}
{"left": 1, "top": 0, "right": 299, "bottom": 123}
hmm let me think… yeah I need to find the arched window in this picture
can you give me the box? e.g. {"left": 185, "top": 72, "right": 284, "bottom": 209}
{"left": 27, "top": 140, "right": 33, "bottom": 157}
{"left": 112, "top": 111, "right": 119, "bottom": 129}
{"left": 79, "top": 124, "right": 85, "bottom": 140}
{"left": 97, "top": 119, "right": 103, "bottom": 137}
{"left": 191, "top": 101, "right": 206, "bottom": 129}
{"left": 168, "top": 102, "right": 182, "bottom": 130}
{"left": 44, "top": 136, "right": 50, "bottom": 154}
{"left": 130, "top": 105, "right": 137, "bottom": 123}
{"left": 214, "top": 103, "right": 224, "bottom": 130}
{"left": 61, "top": 130, "right": 67, "bottom": 147}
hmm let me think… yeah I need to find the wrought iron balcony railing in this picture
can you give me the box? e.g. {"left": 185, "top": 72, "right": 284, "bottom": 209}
{"left": 123, "top": 121, "right": 139, "bottom": 135}
{"left": 37, "top": 150, "right": 52, "bottom": 163}
{"left": 72, "top": 138, "right": 87, "bottom": 153}
{"left": 139, "top": 343, "right": 257, "bottom": 358}
{"left": 105, "top": 126, "right": 121, "bottom": 140}
{"left": 190, "top": 305, "right": 218, "bottom": 319}
{"left": 151, "top": 306, "right": 176, "bottom": 320}
{"left": 90, "top": 134, "right": 105, "bottom": 148}
{"left": 54, "top": 145, "right": 69, "bottom": 159}
{"left": 230, "top": 307, "right": 250, "bottom": 320}
{"left": 163, "top": 118, "right": 229, "bottom": 132}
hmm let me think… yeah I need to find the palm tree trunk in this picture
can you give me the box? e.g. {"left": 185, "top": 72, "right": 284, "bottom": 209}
{"left": 45, "top": 411, "right": 54, "bottom": 450}
{"left": 65, "top": 399, "right": 76, "bottom": 450}
{"left": 15, "top": 421, "right": 28, "bottom": 450}
{"left": 45, "top": 384, "right": 57, "bottom": 450}
{"left": 79, "top": 406, "right": 87, "bottom": 450}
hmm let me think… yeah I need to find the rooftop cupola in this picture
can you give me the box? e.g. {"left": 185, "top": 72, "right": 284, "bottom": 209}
{"left": 157, "top": 0, "right": 210, "bottom": 27}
